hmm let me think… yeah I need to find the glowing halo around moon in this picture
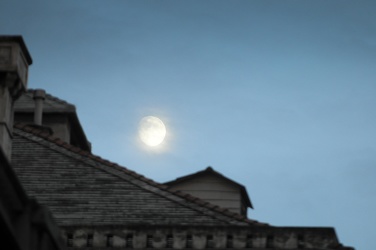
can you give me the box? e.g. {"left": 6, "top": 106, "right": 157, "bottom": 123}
{"left": 138, "top": 116, "right": 167, "bottom": 147}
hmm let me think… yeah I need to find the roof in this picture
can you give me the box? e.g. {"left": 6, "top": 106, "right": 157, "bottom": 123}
{"left": 164, "top": 166, "right": 253, "bottom": 209}
{"left": 11, "top": 123, "right": 268, "bottom": 227}
{"left": 0, "top": 35, "right": 33, "bottom": 64}
{"left": 0, "top": 145, "right": 64, "bottom": 250}
{"left": 14, "top": 89, "right": 76, "bottom": 113}
{"left": 14, "top": 89, "right": 91, "bottom": 152}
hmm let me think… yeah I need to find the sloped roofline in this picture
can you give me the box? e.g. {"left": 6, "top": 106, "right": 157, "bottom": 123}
{"left": 164, "top": 166, "right": 253, "bottom": 209}
{"left": 14, "top": 89, "right": 91, "bottom": 151}
{"left": 1, "top": 36, "right": 32, "bottom": 64}
{"left": 13, "top": 123, "right": 268, "bottom": 227}
{"left": 14, "top": 89, "right": 76, "bottom": 113}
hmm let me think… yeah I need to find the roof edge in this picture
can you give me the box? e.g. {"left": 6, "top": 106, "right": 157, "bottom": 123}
{"left": 13, "top": 123, "right": 268, "bottom": 227}
{"left": 164, "top": 166, "right": 253, "bottom": 209}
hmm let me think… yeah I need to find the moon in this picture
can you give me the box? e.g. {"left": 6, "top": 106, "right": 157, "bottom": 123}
{"left": 138, "top": 116, "right": 166, "bottom": 147}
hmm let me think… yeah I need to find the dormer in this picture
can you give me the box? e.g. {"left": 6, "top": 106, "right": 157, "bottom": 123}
{"left": 14, "top": 89, "right": 91, "bottom": 152}
{"left": 164, "top": 167, "right": 253, "bottom": 217}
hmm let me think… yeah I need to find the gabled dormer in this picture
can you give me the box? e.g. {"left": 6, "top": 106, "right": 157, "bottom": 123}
{"left": 14, "top": 89, "right": 91, "bottom": 152}
{"left": 164, "top": 166, "right": 253, "bottom": 217}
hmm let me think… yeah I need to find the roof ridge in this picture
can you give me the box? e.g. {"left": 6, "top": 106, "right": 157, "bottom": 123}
{"left": 26, "top": 89, "right": 75, "bottom": 109}
{"left": 167, "top": 166, "right": 243, "bottom": 186}
{"left": 164, "top": 166, "right": 254, "bottom": 210}
{"left": 13, "top": 123, "right": 268, "bottom": 226}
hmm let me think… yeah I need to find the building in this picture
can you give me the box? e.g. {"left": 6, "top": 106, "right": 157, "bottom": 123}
{"left": 0, "top": 36, "right": 64, "bottom": 250}
{"left": 164, "top": 167, "right": 253, "bottom": 217}
{"left": 0, "top": 147, "right": 64, "bottom": 250}
{"left": 2, "top": 35, "right": 355, "bottom": 249}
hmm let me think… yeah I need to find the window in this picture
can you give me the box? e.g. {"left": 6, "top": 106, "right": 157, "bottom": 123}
{"left": 297, "top": 235, "right": 304, "bottom": 249}
{"left": 246, "top": 234, "right": 253, "bottom": 248}
{"left": 107, "top": 234, "right": 114, "bottom": 247}
{"left": 206, "top": 235, "right": 214, "bottom": 249}
{"left": 87, "top": 234, "right": 93, "bottom": 247}
{"left": 147, "top": 235, "right": 153, "bottom": 248}
{"left": 166, "top": 234, "right": 173, "bottom": 248}
{"left": 186, "top": 235, "right": 193, "bottom": 249}
{"left": 266, "top": 235, "right": 274, "bottom": 248}
{"left": 226, "top": 235, "right": 233, "bottom": 248}
{"left": 126, "top": 234, "right": 133, "bottom": 248}
{"left": 67, "top": 233, "right": 73, "bottom": 247}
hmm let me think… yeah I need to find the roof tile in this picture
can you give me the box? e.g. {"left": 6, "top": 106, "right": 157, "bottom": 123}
{"left": 13, "top": 123, "right": 268, "bottom": 227}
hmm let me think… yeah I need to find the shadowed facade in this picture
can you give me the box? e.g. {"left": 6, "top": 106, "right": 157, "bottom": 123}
{"left": 0, "top": 35, "right": 64, "bottom": 250}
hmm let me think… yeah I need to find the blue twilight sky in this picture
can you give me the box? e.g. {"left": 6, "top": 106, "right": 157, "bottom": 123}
{"left": 1, "top": 1, "right": 376, "bottom": 249}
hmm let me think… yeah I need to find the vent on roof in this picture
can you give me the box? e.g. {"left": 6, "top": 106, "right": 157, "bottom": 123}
{"left": 33, "top": 89, "right": 45, "bottom": 125}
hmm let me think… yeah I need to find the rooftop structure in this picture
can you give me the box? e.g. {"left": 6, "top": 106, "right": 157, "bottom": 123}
{"left": 0, "top": 35, "right": 64, "bottom": 250}
{"left": 14, "top": 89, "right": 91, "bottom": 151}
{"left": 165, "top": 166, "right": 253, "bottom": 216}
{"left": 11, "top": 90, "right": 354, "bottom": 250}
{"left": 1, "top": 35, "right": 354, "bottom": 250}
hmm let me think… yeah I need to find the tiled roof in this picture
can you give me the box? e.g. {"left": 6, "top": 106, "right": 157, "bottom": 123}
{"left": 14, "top": 89, "right": 75, "bottom": 113}
{"left": 12, "top": 123, "right": 268, "bottom": 227}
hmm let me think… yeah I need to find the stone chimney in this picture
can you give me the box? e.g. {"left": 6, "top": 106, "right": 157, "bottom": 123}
{"left": 33, "top": 89, "right": 46, "bottom": 125}
{"left": 0, "top": 36, "right": 32, "bottom": 162}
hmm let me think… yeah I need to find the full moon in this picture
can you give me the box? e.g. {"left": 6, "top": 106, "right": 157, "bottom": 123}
{"left": 138, "top": 116, "right": 166, "bottom": 147}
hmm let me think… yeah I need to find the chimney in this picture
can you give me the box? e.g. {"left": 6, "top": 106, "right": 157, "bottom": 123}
{"left": 0, "top": 36, "right": 32, "bottom": 162}
{"left": 33, "top": 89, "right": 45, "bottom": 125}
